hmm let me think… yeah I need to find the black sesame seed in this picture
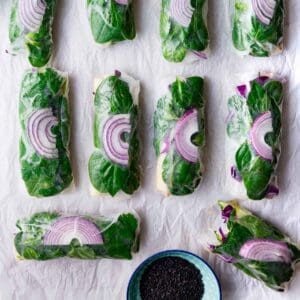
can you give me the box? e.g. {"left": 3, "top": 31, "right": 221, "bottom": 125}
{"left": 140, "top": 256, "right": 204, "bottom": 300}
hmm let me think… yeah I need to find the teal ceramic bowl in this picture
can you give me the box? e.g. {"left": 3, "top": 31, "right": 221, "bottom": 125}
{"left": 127, "top": 250, "right": 222, "bottom": 300}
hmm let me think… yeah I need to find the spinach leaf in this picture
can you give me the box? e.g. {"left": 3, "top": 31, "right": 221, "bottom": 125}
{"left": 87, "top": 0, "right": 136, "bottom": 44}
{"left": 19, "top": 68, "right": 73, "bottom": 197}
{"left": 160, "top": 0, "right": 209, "bottom": 62}
{"left": 101, "top": 213, "right": 139, "bottom": 259}
{"left": 89, "top": 149, "right": 140, "bottom": 196}
{"left": 9, "top": 0, "right": 57, "bottom": 67}
{"left": 162, "top": 151, "right": 201, "bottom": 195}
{"left": 243, "top": 157, "right": 274, "bottom": 200}
{"left": 235, "top": 142, "right": 252, "bottom": 172}
{"left": 170, "top": 76, "right": 204, "bottom": 117}
{"left": 235, "top": 143, "right": 274, "bottom": 200}
{"left": 237, "top": 215, "right": 284, "bottom": 240}
{"left": 247, "top": 81, "right": 271, "bottom": 119}
{"left": 264, "top": 80, "right": 283, "bottom": 105}
{"left": 234, "top": 261, "right": 293, "bottom": 291}
{"left": 214, "top": 222, "right": 253, "bottom": 257}
{"left": 14, "top": 212, "right": 139, "bottom": 260}
{"left": 88, "top": 75, "right": 140, "bottom": 196}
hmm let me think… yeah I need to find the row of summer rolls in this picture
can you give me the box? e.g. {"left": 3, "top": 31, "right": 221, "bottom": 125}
{"left": 13, "top": 198, "right": 300, "bottom": 292}
{"left": 9, "top": 0, "right": 285, "bottom": 68}
{"left": 19, "top": 68, "right": 284, "bottom": 201}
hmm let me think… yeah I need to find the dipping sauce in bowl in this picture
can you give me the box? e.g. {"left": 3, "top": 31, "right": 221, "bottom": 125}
{"left": 127, "top": 250, "right": 221, "bottom": 300}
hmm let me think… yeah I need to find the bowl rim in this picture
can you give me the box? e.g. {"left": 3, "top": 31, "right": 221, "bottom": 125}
{"left": 126, "top": 249, "right": 222, "bottom": 300}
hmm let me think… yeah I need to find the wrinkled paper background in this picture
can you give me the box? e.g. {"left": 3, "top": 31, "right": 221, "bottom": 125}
{"left": 0, "top": 0, "right": 300, "bottom": 299}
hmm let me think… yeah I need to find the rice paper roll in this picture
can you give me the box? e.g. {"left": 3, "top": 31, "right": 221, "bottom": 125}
{"left": 209, "top": 201, "right": 300, "bottom": 291}
{"left": 14, "top": 212, "right": 140, "bottom": 260}
{"left": 160, "top": 0, "right": 209, "bottom": 62}
{"left": 87, "top": 0, "right": 136, "bottom": 45}
{"left": 9, "top": 0, "right": 57, "bottom": 67}
{"left": 88, "top": 72, "right": 140, "bottom": 197}
{"left": 154, "top": 76, "right": 205, "bottom": 196}
{"left": 19, "top": 68, "right": 73, "bottom": 197}
{"left": 230, "top": 0, "right": 284, "bottom": 56}
{"left": 226, "top": 73, "right": 283, "bottom": 200}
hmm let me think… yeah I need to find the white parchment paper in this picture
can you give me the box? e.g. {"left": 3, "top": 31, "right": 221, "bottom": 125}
{"left": 0, "top": 1, "right": 300, "bottom": 299}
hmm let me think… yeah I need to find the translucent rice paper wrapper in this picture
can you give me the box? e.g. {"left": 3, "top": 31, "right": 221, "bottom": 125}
{"left": 153, "top": 75, "right": 205, "bottom": 197}
{"left": 205, "top": 201, "right": 300, "bottom": 291}
{"left": 224, "top": 72, "right": 284, "bottom": 200}
{"left": 9, "top": 0, "right": 57, "bottom": 67}
{"left": 228, "top": 0, "right": 284, "bottom": 57}
{"left": 14, "top": 211, "right": 140, "bottom": 260}
{"left": 86, "top": 0, "right": 136, "bottom": 47}
{"left": 159, "top": 0, "right": 210, "bottom": 63}
{"left": 19, "top": 67, "right": 73, "bottom": 198}
{"left": 88, "top": 71, "right": 141, "bottom": 199}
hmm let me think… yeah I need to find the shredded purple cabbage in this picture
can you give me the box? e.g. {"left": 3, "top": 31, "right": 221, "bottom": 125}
{"left": 115, "top": 70, "right": 121, "bottom": 77}
{"left": 192, "top": 51, "right": 208, "bottom": 60}
{"left": 219, "top": 254, "right": 236, "bottom": 263}
{"left": 218, "top": 227, "right": 227, "bottom": 242}
{"left": 266, "top": 184, "right": 279, "bottom": 199}
{"left": 255, "top": 76, "right": 269, "bottom": 86}
{"left": 209, "top": 244, "right": 216, "bottom": 251}
{"left": 231, "top": 166, "right": 242, "bottom": 182}
{"left": 222, "top": 205, "right": 234, "bottom": 223}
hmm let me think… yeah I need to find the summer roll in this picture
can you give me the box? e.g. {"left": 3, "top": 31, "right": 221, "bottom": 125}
{"left": 154, "top": 76, "right": 205, "bottom": 196}
{"left": 160, "top": 0, "right": 209, "bottom": 62}
{"left": 19, "top": 68, "right": 73, "bottom": 197}
{"left": 9, "top": 0, "right": 57, "bottom": 67}
{"left": 15, "top": 212, "right": 140, "bottom": 260}
{"left": 88, "top": 71, "right": 140, "bottom": 197}
{"left": 230, "top": 0, "right": 284, "bottom": 56}
{"left": 209, "top": 201, "right": 300, "bottom": 291}
{"left": 226, "top": 73, "right": 283, "bottom": 200}
{"left": 87, "top": 0, "right": 136, "bottom": 45}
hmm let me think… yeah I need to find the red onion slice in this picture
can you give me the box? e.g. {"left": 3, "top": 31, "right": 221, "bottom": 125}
{"left": 169, "top": 0, "right": 194, "bottom": 28}
{"left": 102, "top": 114, "right": 131, "bottom": 166}
{"left": 174, "top": 108, "right": 199, "bottom": 163}
{"left": 252, "top": 0, "right": 276, "bottom": 25}
{"left": 18, "top": 0, "right": 46, "bottom": 32}
{"left": 231, "top": 166, "right": 242, "bottom": 182}
{"left": 114, "top": 0, "right": 128, "bottom": 5}
{"left": 250, "top": 111, "right": 273, "bottom": 160}
{"left": 255, "top": 76, "right": 270, "bottom": 86}
{"left": 236, "top": 84, "right": 250, "bottom": 98}
{"left": 239, "top": 239, "right": 292, "bottom": 263}
{"left": 43, "top": 216, "right": 103, "bottom": 246}
{"left": 27, "top": 108, "right": 58, "bottom": 159}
